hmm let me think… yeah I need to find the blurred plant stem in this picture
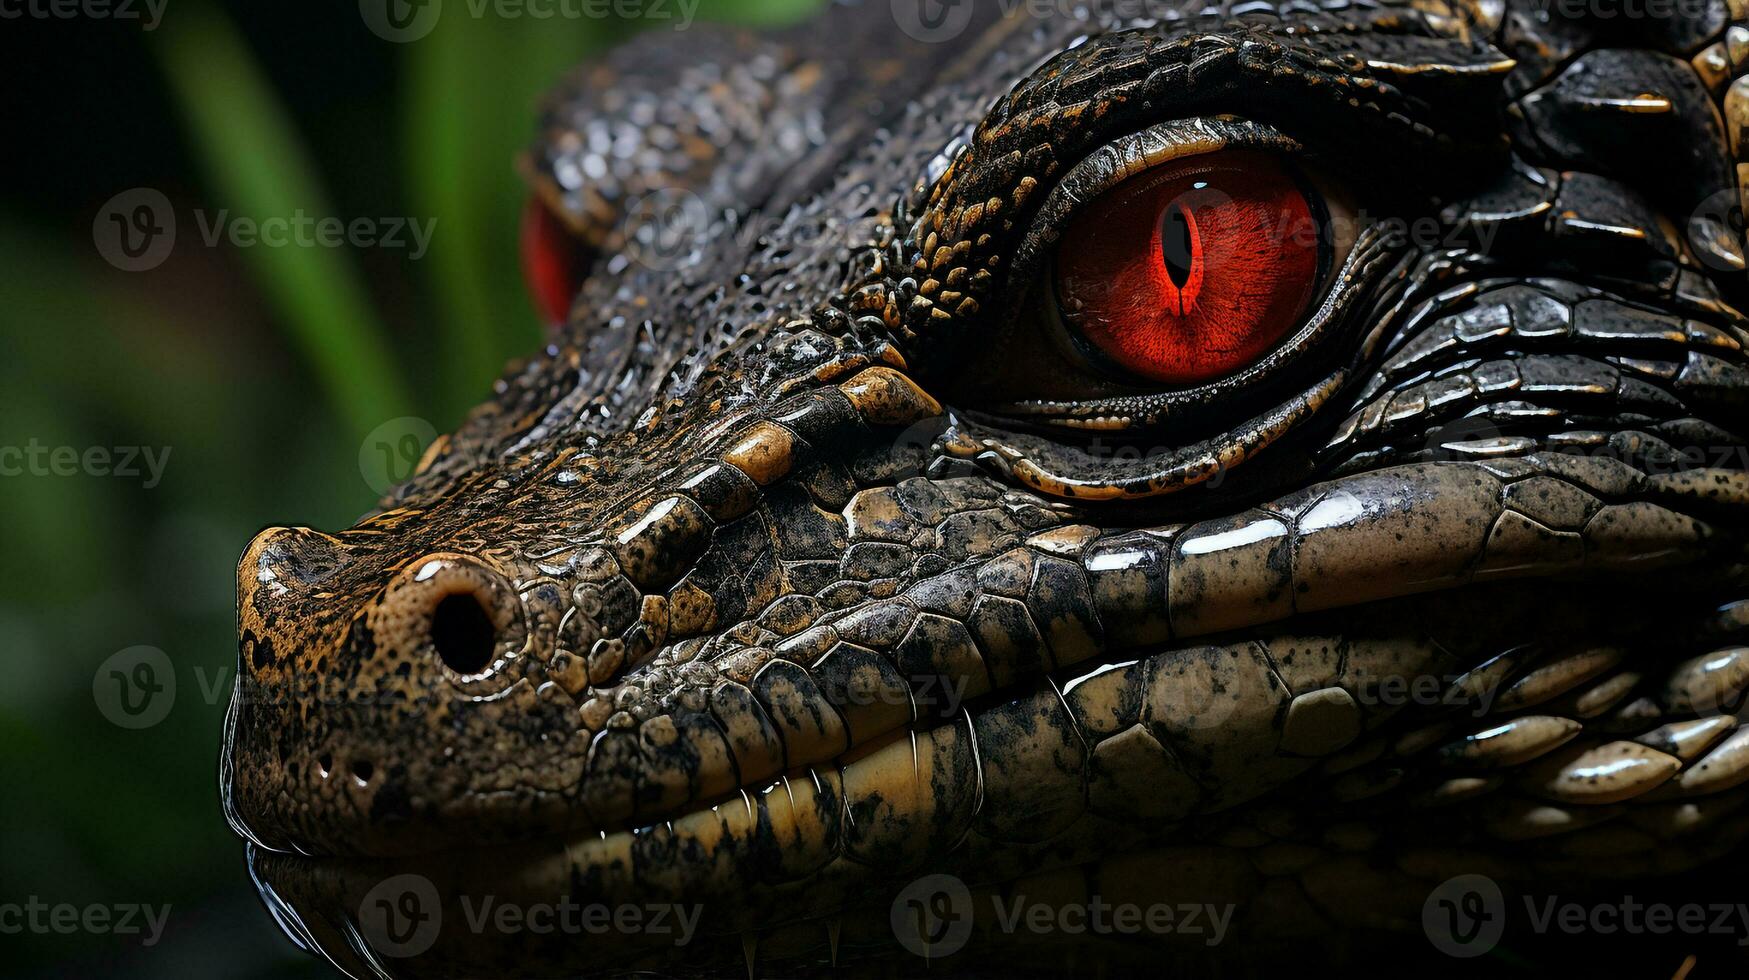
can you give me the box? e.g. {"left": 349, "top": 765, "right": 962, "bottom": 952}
{"left": 153, "top": 4, "right": 413, "bottom": 440}
{"left": 404, "top": 15, "right": 600, "bottom": 416}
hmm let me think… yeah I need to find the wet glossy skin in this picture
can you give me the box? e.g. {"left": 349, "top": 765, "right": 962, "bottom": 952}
{"left": 224, "top": 0, "right": 1749, "bottom": 975}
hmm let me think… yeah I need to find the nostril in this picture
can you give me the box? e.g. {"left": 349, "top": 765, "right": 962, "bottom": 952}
{"left": 350, "top": 759, "right": 375, "bottom": 787}
{"left": 374, "top": 554, "right": 523, "bottom": 682}
{"left": 431, "top": 592, "right": 497, "bottom": 674}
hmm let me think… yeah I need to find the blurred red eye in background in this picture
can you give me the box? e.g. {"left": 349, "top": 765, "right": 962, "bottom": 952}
{"left": 520, "top": 197, "right": 589, "bottom": 327}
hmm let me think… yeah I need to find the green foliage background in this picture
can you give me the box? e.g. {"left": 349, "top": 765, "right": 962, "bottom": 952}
{"left": 0, "top": 1, "right": 814, "bottom": 974}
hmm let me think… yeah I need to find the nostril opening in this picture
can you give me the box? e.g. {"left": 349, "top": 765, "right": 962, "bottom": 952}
{"left": 317, "top": 753, "right": 332, "bottom": 778}
{"left": 350, "top": 759, "right": 375, "bottom": 786}
{"left": 431, "top": 592, "right": 497, "bottom": 674}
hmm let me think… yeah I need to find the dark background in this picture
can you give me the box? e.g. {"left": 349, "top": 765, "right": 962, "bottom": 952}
{"left": 0, "top": 1, "right": 810, "bottom": 975}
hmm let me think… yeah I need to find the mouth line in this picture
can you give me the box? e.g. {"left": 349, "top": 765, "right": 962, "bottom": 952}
{"left": 242, "top": 608, "right": 1230, "bottom": 868}
{"left": 238, "top": 554, "right": 1749, "bottom": 979}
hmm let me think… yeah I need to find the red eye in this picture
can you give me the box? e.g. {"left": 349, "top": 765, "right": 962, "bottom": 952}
{"left": 520, "top": 197, "right": 589, "bottom": 328}
{"left": 1054, "top": 150, "right": 1325, "bottom": 386}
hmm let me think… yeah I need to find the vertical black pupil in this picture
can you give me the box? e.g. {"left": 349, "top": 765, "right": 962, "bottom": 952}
{"left": 1160, "top": 202, "right": 1195, "bottom": 289}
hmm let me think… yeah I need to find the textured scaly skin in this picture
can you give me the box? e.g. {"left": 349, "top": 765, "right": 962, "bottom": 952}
{"left": 225, "top": 0, "right": 1749, "bottom": 974}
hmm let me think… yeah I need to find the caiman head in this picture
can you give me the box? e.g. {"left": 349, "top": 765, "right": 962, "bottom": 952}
{"left": 225, "top": 0, "right": 1749, "bottom": 975}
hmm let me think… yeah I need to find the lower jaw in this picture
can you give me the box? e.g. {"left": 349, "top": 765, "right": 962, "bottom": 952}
{"left": 247, "top": 570, "right": 1749, "bottom": 979}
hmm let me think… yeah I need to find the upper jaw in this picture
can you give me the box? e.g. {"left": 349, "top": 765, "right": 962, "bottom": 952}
{"left": 225, "top": 445, "right": 1749, "bottom": 862}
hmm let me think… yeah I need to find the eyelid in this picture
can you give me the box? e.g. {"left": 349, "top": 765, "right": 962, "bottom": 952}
{"left": 948, "top": 117, "right": 1375, "bottom": 432}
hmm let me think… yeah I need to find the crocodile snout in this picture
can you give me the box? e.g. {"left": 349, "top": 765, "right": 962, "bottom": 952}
{"left": 226, "top": 525, "right": 586, "bottom": 857}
